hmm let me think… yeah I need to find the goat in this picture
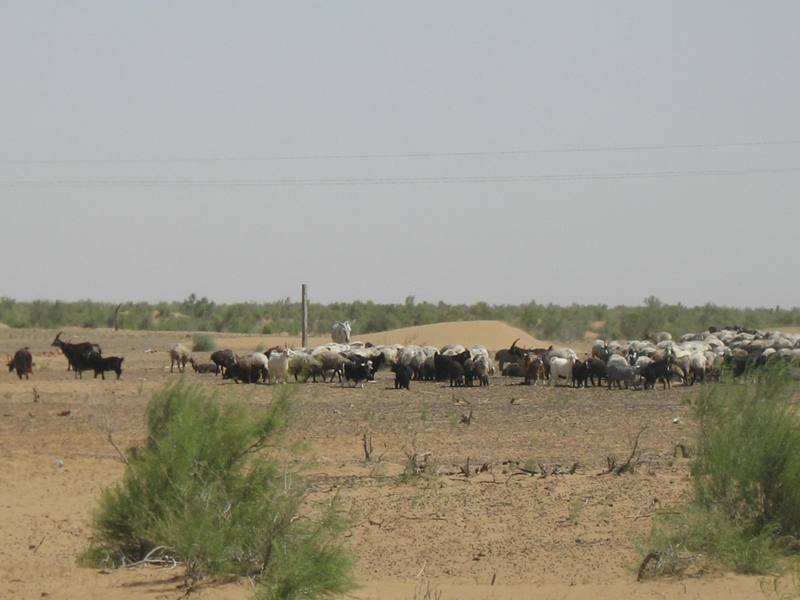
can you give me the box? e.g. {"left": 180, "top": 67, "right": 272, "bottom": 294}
{"left": 51, "top": 332, "right": 102, "bottom": 377}
{"left": 642, "top": 359, "right": 672, "bottom": 390}
{"left": 549, "top": 356, "right": 574, "bottom": 387}
{"left": 523, "top": 354, "right": 543, "bottom": 385}
{"left": 434, "top": 349, "right": 471, "bottom": 382}
{"left": 210, "top": 349, "right": 237, "bottom": 376}
{"left": 572, "top": 359, "right": 590, "bottom": 388}
{"left": 223, "top": 361, "right": 262, "bottom": 384}
{"left": 91, "top": 356, "right": 124, "bottom": 380}
{"left": 391, "top": 362, "right": 412, "bottom": 390}
{"left": 448, "top": 361, "right": 465, "bottom": 387}
{"left": 7, "top": 347, "right": 33, "bottom": 379}
{"left": 169, "top": 343, "right": 191, "bottom": 373}
{"left": 586, "top": 357, "right": 607, "bottom": 387}
{"left": 343, "top": 357, "right": 372, "bottom": 388}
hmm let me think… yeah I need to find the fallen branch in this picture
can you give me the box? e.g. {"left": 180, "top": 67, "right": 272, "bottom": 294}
{"left": 598, "top": 427, "right": 646, "bottom": 475}
{"left": 637, "top": 551, "right": 661, "bottom": 581}
{"left": 121, "top": 546, "right": 180, "bottom": 569}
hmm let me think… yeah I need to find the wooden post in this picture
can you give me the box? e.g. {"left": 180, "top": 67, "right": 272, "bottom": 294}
{"left": 301, "top": 284, "right": 308, "bottom": 348}
{"left": 113, "top": 304, "right": 122, "bottom": 331}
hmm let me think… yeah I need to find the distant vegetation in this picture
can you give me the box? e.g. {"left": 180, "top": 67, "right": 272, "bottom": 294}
{"left": 1, "top": 294, "right": 799, "bottom": 340}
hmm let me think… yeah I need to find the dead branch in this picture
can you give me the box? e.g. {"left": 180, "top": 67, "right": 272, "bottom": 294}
{"left": 362, "top": 433, "right": 373, "bottom": 463}
{"left": 637, "top": 551, "right": 661, "bottom": 581}
{"left": 460, "top": 408, "right": 473, "bottom": 425}
{"left": 598, "top": 427, "right": 646, "bottom": 475}
{"left": 460, "top": 456, "right": 471, "bottom": 478}
{"left": 97, "top": 416, "right": 129, "bottom": 465}
{"left": 121, "top": 546, "right": 180, "bottom": 569}
{"left": 673, "top": 443, "right": 690, "bottom": 458}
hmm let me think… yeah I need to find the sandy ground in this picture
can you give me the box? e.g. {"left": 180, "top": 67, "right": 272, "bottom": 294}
{"left": 0, "top": 324, "right": 789, "bottom": 599}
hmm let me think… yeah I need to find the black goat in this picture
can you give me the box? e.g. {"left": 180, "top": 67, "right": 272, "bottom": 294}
{"left": 391, "top": 363, "right": 412, "bottom": 390}
{"left": 343, "top": 359, "right": 372, "bottom": 388}
{"left": 448, "top": 361, "right": 465, "bottom": 387}
{"left": 51, "top": 332, "right": 102, "bottom": 378}
{"left": 642, "top": 359, "right": 672, "bottom": 390}
{"left": 223, "top": 362, "right": 262, "bottom": 384}
{"left": 434, "top": 350, "right": 471, "bottom": 382}
{"left": 210, "top": 349, "right": 237, "bottom": 376}
{"left": 586, "top": 357, "right": 607, "bottom": 387}
{"left": 7, "top": 347, "right": 33, "bottom": 379}
{"left": 91, "top": 356, "right": 124, "bottom": 380}
{"left": 572, "top": 359, "right": 590, "bottom": 388}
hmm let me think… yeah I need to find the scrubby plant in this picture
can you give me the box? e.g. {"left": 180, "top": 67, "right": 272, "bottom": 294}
{"left": 81, "top": 383, "right": 354, "bottom": 599}
{"left": 191, "top": 333, "right": 217, "bottom": 352}
{"left": 643, "top": 363, "right": 800, "bottom": 576}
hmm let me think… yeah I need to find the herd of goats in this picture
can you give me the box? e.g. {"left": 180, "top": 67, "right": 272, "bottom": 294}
{"left": 5, "top": 323, "right": 800, "bottom": 390}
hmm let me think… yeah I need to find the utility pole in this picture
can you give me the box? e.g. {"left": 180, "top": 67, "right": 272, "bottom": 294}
{"left": 301, "top": 284, "right": 308, "bottom": 348}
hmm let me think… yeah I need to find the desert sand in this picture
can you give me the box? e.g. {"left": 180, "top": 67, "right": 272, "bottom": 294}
{"left": 0, "top": 322, "right": 787, "bottom": 599}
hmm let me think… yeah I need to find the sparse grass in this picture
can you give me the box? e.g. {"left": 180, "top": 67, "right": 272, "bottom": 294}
{"left": 81, "top": 382, "right": 354, "bottom": 598}
{"left": 192, "top": 333, "right": 216, "bottom": 352}
{"left": 642, "top": 363, "right": 800, "bottom": 577}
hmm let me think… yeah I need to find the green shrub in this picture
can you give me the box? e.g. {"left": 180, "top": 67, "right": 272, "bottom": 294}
{"left": 192, "top": 333, "right": 217, "bottom": 352}
{"left": 644, "top": 364, "right": 800, "bottom": 575}
{"left": 82, "top": 383, "right": 354, "bottom": 598}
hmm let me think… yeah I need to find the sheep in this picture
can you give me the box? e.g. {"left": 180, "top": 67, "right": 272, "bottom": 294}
{"left": 591, "top": 340, "right": 611, "bottom": 361}
{"left": 310, "top": 348, "right": 348, "bottom": 382}
{"left": 688, "top": 352, "right": 707, "bottom": 385}
{"left": 398, "top": 345, "right": 426, "bottom": 379}
{"left": 549, "top": 356, "right": 574, "bottom": 387}
{"left": 470, "top": 353, "right": 491, "bottom": 386}
{"left": 190, "top": 358, "right": 219, "bottom": 374}
{"left": 331, "top": 321, "right": 352, "bottom": 344}
{"left": 607, "top": 362, "right": 640, "bottom": 389}
{"left": 169, "top": 343, "right": 191, "bottom": 373}
{"left": 267, "top": 350, "right": 289, "bottom": 384}
{"left": 7, "top": 347, "right": 33, "bottom": 379}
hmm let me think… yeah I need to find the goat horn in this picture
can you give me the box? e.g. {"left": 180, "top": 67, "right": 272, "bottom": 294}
{"left": 510, "top": 338, "right": 520, "bottom": 350}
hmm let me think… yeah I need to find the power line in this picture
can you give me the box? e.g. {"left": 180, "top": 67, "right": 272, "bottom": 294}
{"left": 1, "top": 166, "right": 799, "bottom": 187}
{"left": 1, "top": 139, "right": 799, "bottom": 165}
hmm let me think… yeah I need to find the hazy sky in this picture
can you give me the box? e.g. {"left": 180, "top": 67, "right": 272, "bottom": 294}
{"left": 1, "top": 2, "right": 798, "bottom": 308}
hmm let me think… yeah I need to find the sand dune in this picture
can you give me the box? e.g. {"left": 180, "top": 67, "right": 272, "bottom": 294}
{"left": 216, "top": 320, "right": 549, "bottom": 352}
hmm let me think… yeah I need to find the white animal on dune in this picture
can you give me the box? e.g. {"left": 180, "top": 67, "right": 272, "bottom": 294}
{"left": 331, "top": 321, "right": 352, "bottom": 344}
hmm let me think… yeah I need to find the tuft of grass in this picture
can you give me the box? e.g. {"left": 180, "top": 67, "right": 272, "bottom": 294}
{"left": 643, "top": 363, "right": 800, "bottom": 576}
{"left": 81, "top": 383, "right": 354, "bottom": 598}
{"left": 192, "top": 333, "right": 216, "bottom": 352}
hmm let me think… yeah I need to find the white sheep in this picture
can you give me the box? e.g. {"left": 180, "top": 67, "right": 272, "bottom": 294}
{"left": 169, "top": 343, "right": 192, "bottom": 373}
{"left": 268, "top": 349, "right": 290, "bottom": 384}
